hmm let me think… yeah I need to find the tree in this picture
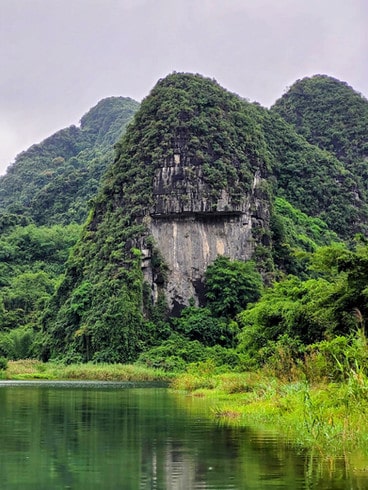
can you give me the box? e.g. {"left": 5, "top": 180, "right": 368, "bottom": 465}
{"left": 205, "top": 256, "right": 262, "bottom": 318}
{"left": 172, "top": 306, "right": 234, "bottom": 347}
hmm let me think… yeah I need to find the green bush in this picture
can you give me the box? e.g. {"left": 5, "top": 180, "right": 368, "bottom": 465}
{"left": 0, "top": 327, "right": 36, "bottom": 360}
{"left": 205, "top": 256, "right": 262, "bottom": 318}
{"left": 304, "top": 329, "right": 368, "bottom": 383}
{"left": 137, "top": 334, "right": 243, "bottom": 372}
{"left": 172, "top": 306, "right": 237, "bottom": 347}
{"left": 0, "top": 356, "right": 8, "bottom": 370}
{"left": 137, "top": 335, "right": 206, "bottom": 372}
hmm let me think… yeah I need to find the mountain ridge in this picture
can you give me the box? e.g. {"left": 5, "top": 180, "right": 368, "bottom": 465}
{"left": 0, "top": 96, "right": 139, "bottom": 225}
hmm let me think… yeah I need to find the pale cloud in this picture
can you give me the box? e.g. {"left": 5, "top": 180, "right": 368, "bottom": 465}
{"left": 0, "top": 122, "right": 18, "bottom": 164}
{"left": 0, "top": 0, "right": 367, "bottom": 174}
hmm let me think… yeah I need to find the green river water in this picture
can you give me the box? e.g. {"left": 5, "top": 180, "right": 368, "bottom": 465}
{"left": 0, "top": 381, "right": 367, "bottom": 489}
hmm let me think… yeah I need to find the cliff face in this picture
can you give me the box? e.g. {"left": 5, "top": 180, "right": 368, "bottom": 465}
{"left": 144, "top": 154, "right": 268, "bottom": 312}
{"left": 106, "top": 73, "right": 273, "bottom": 314}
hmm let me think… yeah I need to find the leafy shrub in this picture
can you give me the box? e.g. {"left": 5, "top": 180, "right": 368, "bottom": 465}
{"left": 205, "top": 256, "right": 262, "bottom": 318}
{"left": 205, "top": 345, "right": 243, "bottom": 370}
{"left": 0, "top": 327, "right": 36, "bottom": 360}
{"left": 0, "top": 356, "right": 8, "bottom": 370}
{"left": 260, "top": 334, "right": 305, "bottom": 381}
{"left": 172, "top": 306, "right": 237, "bottom": 347}
{"left": 137, "top": 334, "right": 243, "bottom": 372}
{"left": 137, "top": 335, "right": 207, "bottom": 372}
{"left": 304, "top": 329, "right": 368, "bottom": 383}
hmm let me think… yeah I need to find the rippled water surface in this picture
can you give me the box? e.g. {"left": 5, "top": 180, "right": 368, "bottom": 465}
{"left": 0, "top": 381, "right": 367, "bottom": 489}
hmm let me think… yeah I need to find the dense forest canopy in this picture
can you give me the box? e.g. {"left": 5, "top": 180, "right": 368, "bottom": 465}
{"left": 272, "top": 75, "right": 368, "bottom": 166}
{"left": 260, "top": 107, "right": 368, "bottom": 238}
{"left": 0, "top": 71, "right": 368, "bottom": 369}
{"left": 0, "top": 97, "right": 139, "bottom": 226}
{"left": 271, "top": 75, "right": 368, "bottom": 225}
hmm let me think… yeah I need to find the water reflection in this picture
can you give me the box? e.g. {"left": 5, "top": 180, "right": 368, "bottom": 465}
{"left": 0, "top": 382, "right": 367, "bottom": 489}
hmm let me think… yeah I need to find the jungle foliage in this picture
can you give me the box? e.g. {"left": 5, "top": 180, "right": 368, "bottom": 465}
{"left": 0, "top": 72, "right": 368, "bottom": 371}
{"left": 0, "top": 220, "right": 81, "bottom": 359}
{"left": 0, "top": 97, "right": 139, "bottom": 225}
{"left": 272, "top": 75, "right": 368, "bottom": 167}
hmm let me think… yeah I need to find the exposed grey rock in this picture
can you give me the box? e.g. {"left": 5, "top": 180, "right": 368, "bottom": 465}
{"left": 141, "top": 154, "right": 270, "bottom": 314}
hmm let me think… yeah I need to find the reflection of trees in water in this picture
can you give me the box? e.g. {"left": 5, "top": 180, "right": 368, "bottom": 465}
{"left": 0, "top": 386, "right": 367, "bottom": 489}
{"left": 164, "top": 441, "right": 198, "bottom": 490}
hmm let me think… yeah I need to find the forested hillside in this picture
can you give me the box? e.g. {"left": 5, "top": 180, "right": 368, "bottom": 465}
{"left": 39, "top": 73, "right": 365, "bottom": 364}
{"left": 0, "top": 96, "right": 138, "bottom": 360}
{"left": 272, "top": 75, "right": 368, "bottom": 166}
{"left": 261, "top": 108, "right": 368, "bottom": 238}
{"left": 272, "top": 75, "right": 368, "bottom": 222}
{"left": 0, "top": 72, "right": 367, "bottom": 372}
{"left": 0, "top": 97, "right": 139, "bottom": 225}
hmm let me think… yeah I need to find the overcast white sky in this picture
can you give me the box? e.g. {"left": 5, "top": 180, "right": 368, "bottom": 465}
{"left": 0, "top": 0, "right": 367, "bottom": 175}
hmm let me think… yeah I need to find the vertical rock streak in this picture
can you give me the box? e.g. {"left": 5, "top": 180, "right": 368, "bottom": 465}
{"left": 145, "top": 154, "right": 268, "bottom": 311}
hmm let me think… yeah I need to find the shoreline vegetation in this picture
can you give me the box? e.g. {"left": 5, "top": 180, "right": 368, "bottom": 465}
{"left": 2, "top": 357, "right": 368, "bottom": 464}
{"left": 1, "top": 359, "right": 172, "bottom": 383}
{"left": 173, "top": 368, "right": 368, "bottom": 460}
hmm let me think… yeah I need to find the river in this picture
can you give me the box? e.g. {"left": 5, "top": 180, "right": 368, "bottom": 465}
{"left": 0, "top": 381, "right": 367, "bottom": 489}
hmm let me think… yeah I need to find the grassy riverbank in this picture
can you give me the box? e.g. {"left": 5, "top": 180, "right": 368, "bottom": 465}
{"left": 1, "top": 359, "right": 172, "bottom": 382}
{"left": 3, "top": 358, "right": 368, "bottom": 461}
{"left": 172, "top": 364, "right": 368, "bottom": 459}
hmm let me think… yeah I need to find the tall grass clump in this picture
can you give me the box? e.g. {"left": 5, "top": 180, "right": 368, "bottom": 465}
{"left": 303, "top": 327, "right": 368, "bottom": 383}
{"left": 172, "top": 328, "right": 368, "bottom": 454}
{"left": 57, "top": 362, "right": 171, "bottom": 382}
{"left": 5, "top": 360, "right": 173, "bottom": 382}
{"left": 171, "top": 360, "right": 219, "bottom": 392}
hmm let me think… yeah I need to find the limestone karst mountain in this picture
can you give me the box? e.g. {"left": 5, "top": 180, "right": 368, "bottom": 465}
{"left": 41, "top": 72, "right": 367, "bottom": 363}
{"left": 42, "top": 73, "right": 272, "bottom": 361}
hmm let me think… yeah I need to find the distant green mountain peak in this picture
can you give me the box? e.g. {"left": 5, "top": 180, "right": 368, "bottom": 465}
{"left": 0, "top": 96, "right": 139, "bottom": 225}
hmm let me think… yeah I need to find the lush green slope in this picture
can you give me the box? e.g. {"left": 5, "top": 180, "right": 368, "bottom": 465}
{"left": 272, "top": 75, "right": 368, "bottom": 166}
{"left": 261, "top": 108, "right": 368, "bottom": 238}
{"left": 271, "top": 75, "right": 368, "bottom": 220}
{"left": 0, "top": 97, "right": 139, "bottom": 225}
{"left": 0, "top": 97, "right": 138, "bottom": 360}
{"left": 270, "top": 196, "right": 339, "bottom": 276}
